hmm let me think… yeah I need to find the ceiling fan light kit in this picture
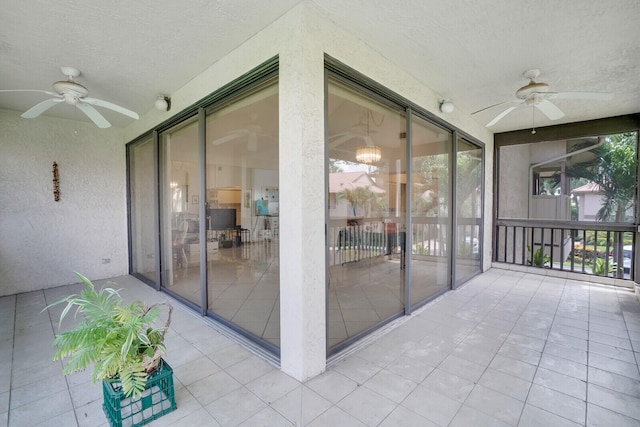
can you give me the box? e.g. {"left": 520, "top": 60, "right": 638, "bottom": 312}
{"left": 473, "top": 68, "right": 613, "bottom": 129}
{"left": 0, "top": 66, "right": 139, "bottom": 128}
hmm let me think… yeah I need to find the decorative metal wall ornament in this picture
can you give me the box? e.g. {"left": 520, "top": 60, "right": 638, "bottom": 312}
{"left": 52, "top": 161, "right": 60, "bottom": 201}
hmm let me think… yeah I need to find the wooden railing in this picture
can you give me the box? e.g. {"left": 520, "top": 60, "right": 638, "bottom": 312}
{"left": 495, "top": 219, "right": 635, "bottom": 280}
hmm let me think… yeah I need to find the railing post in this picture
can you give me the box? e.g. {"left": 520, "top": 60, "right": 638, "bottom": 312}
{"left": 549, "top": 228, "right": 556, "bottom": 270}
{"left": 560, "top": 228, "right": 564, "bottom": 271}
{"left": 521, "top": 226, "right": 526, "bottom": 265}
{"left": 511, "top": 226, "right": 516, "bottom": 264}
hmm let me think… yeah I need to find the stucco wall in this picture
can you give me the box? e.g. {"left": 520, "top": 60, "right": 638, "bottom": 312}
{"left": 0, "top": 109, "right": 127, "bottom": 296}
{"left": 498, "top": 144, "right": 531, "bottom": 219}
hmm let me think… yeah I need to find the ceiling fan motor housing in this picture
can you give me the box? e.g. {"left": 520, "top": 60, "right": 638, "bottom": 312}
{"left": 53, "top": 80, "right": 89, "bottom": 103}
{"left": 516, "top": 81, "right": 549, "bottom": 99}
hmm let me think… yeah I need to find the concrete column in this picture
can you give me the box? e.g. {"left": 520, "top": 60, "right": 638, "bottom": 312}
{"left": 278, "top": 17, "right": 327, "bottom": 381}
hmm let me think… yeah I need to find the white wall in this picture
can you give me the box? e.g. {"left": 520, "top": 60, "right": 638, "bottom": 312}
{"left": 0, "top": 109, "right": 127, "bottom": 296}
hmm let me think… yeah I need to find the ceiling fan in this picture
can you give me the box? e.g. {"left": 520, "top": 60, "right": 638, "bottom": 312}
{"left": 329, "top": 132, "right": 375, "bottom": 149}
{"left": 329, "top": 115, "right": 378, "bottom": 149}
{"left": 0, "top": 66, "right": 139, "bottom": 128}
{"left": 211, "top": 124, "right": 274, "bottom": 151}
{"left": 473, "top": 68, "right": 614, "bottom": 128}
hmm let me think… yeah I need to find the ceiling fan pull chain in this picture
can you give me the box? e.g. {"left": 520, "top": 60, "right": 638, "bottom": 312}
{"left": 531, "top": 106, "right": 536, "bottom": 134}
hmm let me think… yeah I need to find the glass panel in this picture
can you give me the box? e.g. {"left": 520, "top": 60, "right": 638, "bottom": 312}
{"left": 497, "top": 131, "right": 638, "bottom": 279}
{"left": 205, "top": 81, "right": 280, "bottom": 348}
{"left": 327, "top": 78, "right": 406, "bottom": 350}
{"left": 159, "top": 116, "right": 202, "bottom": 307}
{"left": 410, "top": 115, "right": 451, "bottom": 305}
{"left": 129, "top": 136, "right": 156, "bottom": 282}
{"left": 455, "top": 137, "right": 483, "bottom": 285}
{"left": 498, "top": 132, "right": 637, "bottom": 222}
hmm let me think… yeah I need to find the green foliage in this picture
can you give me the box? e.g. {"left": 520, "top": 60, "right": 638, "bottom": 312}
{"left": 527, "top": 246, "right": 550, "bottom": 267}
{"left": 567, "top": 133, "right": 637, "bottom": 222}
{"left": 593, "top": 256, "right": 617, "bottom": 276}
{"left": 45, "top": 272, "right": 171, "bottom": 397}
{"left": 338, "top": 186, "right": 387, "bottom": 217}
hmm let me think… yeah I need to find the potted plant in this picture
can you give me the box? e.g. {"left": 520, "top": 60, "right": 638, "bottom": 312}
{"left": 45, "top": 272, "right": 176, "bottom": 426}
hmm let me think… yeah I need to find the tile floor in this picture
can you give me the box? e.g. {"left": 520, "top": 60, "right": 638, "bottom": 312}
{"left": 2, "top": 268, "right": 640, "bottom": 426}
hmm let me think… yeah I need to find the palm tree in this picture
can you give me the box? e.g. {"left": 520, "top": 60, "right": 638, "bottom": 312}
{"left": 566, "top": 132, "right": 637, "bottom": 277}
{"left": 338, "top": 186, "right": 379, "bottom": 217}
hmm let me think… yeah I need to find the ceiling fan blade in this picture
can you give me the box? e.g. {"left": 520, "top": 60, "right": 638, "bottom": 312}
{"left": 76, "top": 102, "right": 111, "bottom": 128}
{"left": 471, "top": 100, "right": 514, "bottom": 115}
{"left": 329, "top": 133, "right": 356, "bottom": 148}
{"left": 547, "top": 91, "right": 614, "bottom": 101}
{"left": 21, "top": 98, "right": 64, "bottom": 118}
{"left": 82, "top": 97, "right": 139, "bottom": 119}
{"left": 0, "top": 89, "right": 59, "bottom": 97}
{"left": 535, "top": 99, "right": 565, "bottom": 120}
{"left": 486, "top": 106, "right": 518, "bottom": 127}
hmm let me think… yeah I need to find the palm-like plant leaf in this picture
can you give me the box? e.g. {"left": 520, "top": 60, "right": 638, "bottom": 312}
{"left": 44, "top": 272, "right": 172, "bottom": 397}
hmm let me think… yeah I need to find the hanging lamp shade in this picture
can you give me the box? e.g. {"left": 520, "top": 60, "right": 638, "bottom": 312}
{"left": 355, "top": 145, "right": 381, "bottom": 164}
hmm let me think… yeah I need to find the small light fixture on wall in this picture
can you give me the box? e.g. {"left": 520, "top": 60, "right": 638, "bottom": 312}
{"left": 438, "top": 99, "right": 454, "bottom": 114}
{"left": 155, "top": 95, "right": 171, "bottom": 112}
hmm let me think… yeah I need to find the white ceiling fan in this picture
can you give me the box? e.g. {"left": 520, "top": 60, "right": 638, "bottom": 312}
{"left": 473, "top": 68, "right": 614, "bottom": 128}
{"left": 211, "top": 124, "right": 274, "bottom": 151}
{"left": 329, "top": 115, "right": 378, "bottom": 149}
{"left": 0, "top": 67, "right": 139, "bottom": 128}
{"left": 329, "top": 132, "right": 376, "bottom": 149}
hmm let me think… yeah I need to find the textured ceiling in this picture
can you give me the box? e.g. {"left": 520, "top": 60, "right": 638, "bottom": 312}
{"left": 1, "top": 0, "right": 638, "bottom": 133}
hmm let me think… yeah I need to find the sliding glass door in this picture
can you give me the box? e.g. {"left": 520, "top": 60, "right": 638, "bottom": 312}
{"left": 410, "top": 115, "right": 452, "bottom": 305}
{"left": 128, "top": 136, "right": 156, "bottom": 282}
{"left": 455, "top": 137, "right": 483, "bottom": 285}
{"left": 327, "top": 77, "right": 406, "bottom": 350}
{"left": 205, "top": 81, "right": 280, "bottom": 348}
{"left": 159, "top": 116, "right": 202, "bottom": 308}
{"left": 325, "top": 68, "right": 485, "bottom": 353}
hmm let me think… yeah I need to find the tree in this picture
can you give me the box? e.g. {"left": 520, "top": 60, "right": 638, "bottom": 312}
{"left": 567, "top": 133, "right": 636, "bottom": 222}
{"left": 329, "top": 159, "right": 344, "bottom": 173}
{"left": 412, "top": 153, "right": 448, "bottom": 216}
{"left": 566, "top": 132, "right": 637, "bottom": 277}
{"left": 338, "top": 186, "right": 386, "bottom": 218}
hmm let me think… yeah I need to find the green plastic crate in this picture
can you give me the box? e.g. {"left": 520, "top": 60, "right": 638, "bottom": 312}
{"left": 102, "top": 359, "right": 177, "bottom": 427}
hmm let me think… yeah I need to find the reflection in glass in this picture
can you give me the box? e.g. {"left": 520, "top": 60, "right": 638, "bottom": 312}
{"left": 410, "top": 115, "right": 451, "bottom": 305}
{"left": 455, "top": 138, "right": 483, "bottom": 285}
{"left": 327, "top": 78, "right": 406, "bottom": 350}
{"left": 159, "top": 117, "right": 202, "bottom": 308}
{"left": 129, "top": 136, "right": 156, "bottom": 282}
{"left": 206, "top": 81, "right": 280, "bottom": 348}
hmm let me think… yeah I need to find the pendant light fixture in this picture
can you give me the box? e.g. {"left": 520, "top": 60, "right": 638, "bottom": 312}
{"left": 355, "top": 110, "right": 382, "bottom": 164}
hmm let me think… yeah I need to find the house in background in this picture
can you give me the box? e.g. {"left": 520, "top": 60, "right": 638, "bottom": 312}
{"left": 573, "top": 182, "right": 603, "bottom": 221}
{"left": 573, "top": 182, "right": 635, "bottom": 222}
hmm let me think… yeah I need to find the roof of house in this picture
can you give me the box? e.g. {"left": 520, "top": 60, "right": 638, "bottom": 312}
{"left": 572, "top": 182, "right": 601, "bottom": 193}
{"left": 329, "top": 171, "right": 386, "bottom": 194}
